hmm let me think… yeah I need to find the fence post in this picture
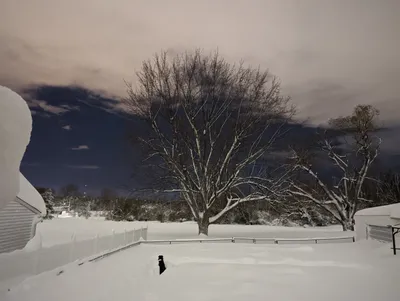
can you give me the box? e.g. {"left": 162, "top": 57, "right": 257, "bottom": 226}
{"left": 140, "top": 227, "right": 144, "bottom": 239}
{"left": 124, "top": 229, "right": 127, "bottom": 245}
{"left": 132, "top": 229, "right": 136, "bottom": 242}
{"left": 93, "top": 234, "right": 99, "bottom": 254}
{"left": 392, "top": 226, "right": 397, "bottom": 255}
{"left": 69, "top": 233, "right": 76, "bottom": 262}
{"left": 32, "top": 233, "right": 43, "bottom": 275}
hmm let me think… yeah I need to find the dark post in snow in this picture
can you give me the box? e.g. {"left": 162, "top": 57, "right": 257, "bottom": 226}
{"left": 392, "top": 225, "right": 400, "bottom": 255}
{"left": 158, "top": 255, "right": 166, "bottom": 275}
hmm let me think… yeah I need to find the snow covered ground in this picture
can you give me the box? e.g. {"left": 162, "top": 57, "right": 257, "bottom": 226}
{"left": 37, "top": 218, "right": 349, "bottom": 247}
{"left": 2, "top": 241, "right": 399, "bottom": 301}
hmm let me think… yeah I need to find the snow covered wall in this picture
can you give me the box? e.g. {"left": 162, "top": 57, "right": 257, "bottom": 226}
{"left": 0, "top": 86, "right": 32, "bottom": 211}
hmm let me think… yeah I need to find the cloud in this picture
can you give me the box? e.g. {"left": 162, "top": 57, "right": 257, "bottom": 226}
{"left": 30, "top": 109, "right": 52, "bottom": 118}
{"left": 0, "top": 0, "right": 399, "bottom": 123}
{"left": 62, "top": 125, "right": 72, "bottom": 130}
{"left": 70, "top": 145, "right": 89, "bottom": 151}
{"left": 27, "top": 99, "right": 80, "bottom": 115}
{"left": 66, "top": 165, "right": 100, "bottom": 169}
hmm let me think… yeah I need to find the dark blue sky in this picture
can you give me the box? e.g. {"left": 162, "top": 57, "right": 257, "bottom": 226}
{"left": 18, "top": 85, "right": 400, "bottom": 197}
{"left": 20, "top": 86, "right": 141, "bottom": 196}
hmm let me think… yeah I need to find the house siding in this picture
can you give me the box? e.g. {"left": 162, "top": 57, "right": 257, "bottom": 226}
{"left": 0, "top": 198, "right": 37, "bottom": 253}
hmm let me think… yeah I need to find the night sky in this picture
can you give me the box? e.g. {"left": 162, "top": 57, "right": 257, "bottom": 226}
{"left": 1, "top": 0, "right": 399, "bottom": 194}
{"left": 19, "top": 86, "right": 140, "bottom": 195}
{"left": 17, "top": 84, "right": 400, "bottom": 196}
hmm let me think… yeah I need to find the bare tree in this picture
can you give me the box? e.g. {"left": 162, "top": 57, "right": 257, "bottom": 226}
{"left": 59, "top": 184, "right": 80, "bottom": 197}
{"left": 376, "top": 171, "right": 400, "bottom": 205}
{"left": 101, "top": 188, "right": 118, "bottom": 200}
{"left": 124, "top": 49, "right": 293, "bottom": 235}
{"left": 59, "top": 184, "right": 81, "bottom": 211}
{"left": 289, "top": 105, "right": 381, "bottom": 231}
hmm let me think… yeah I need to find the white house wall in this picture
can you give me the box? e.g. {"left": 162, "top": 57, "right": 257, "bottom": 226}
{"left": 0, "top": 198, "right": 36, "bottom": 253}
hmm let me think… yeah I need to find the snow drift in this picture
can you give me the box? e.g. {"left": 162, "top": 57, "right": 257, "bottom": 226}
{"left": 0, "top": 86, "right": 32, "bottom": 211}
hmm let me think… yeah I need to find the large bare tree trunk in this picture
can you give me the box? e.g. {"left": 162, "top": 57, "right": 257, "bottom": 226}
{"left": 197, "top": 215, "right": 210, "bottom": 235}
{"left": 341, "top": 218, "right": 354, "bottom": 231}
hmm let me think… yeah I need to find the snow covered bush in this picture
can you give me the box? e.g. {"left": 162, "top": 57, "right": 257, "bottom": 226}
{"left": 36, "top": 187, "right": 56, "bottom": 219}
{"left": 42, "top": 189, "right": 55, "bottom": 219}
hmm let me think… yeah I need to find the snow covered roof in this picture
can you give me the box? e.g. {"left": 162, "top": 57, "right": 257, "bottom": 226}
{"left": 355, "top": 203, "right": 400, "bottom": 219}
{"left": 0, "top": 86, "right": 32, "bottom": 211}
{"left": 17, "top": 173, "right": 46, "bottom": 215}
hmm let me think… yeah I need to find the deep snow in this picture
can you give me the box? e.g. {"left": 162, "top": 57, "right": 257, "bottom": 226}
{"left": 356, "top": 202, "right": 400, "bottom": 219}
{"left": 2, "top": 241, "right": 399, "bottom": 301}
{"left": 36, "top": 218, "right": 350, "bottom": 247}
{"left": 0, "top": 86, "right": 32, "bottom": 211}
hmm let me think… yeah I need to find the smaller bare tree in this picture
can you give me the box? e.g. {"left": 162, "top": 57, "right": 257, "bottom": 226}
{"left": 376, "top": 171, "right": 400, "bottom": 205}
{"left": 289, "top": 105, "right": 381, "bottom": 231}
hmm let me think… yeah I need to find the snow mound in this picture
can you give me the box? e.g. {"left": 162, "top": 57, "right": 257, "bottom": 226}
{"left": 0, "top": 86, "right": 32, "bottom": 211}
{"left": 58, "top": 211, "right": 75, "bottom": 218}
{"left": 24, "top": 232, "right": 43, "bottom": 252}
{"left": 355, "top": 202, "right": 400, "bottom": 220}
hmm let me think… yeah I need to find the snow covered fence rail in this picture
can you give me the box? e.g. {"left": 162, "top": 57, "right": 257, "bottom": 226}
{"left": 367, "top": 224, "right": 392, "bottom": 242}
{"left": 141, "top": 235, "right": 355, "bottom": 245}
{"left": 78, "top": 235, "right": 354, "bottom": 267}
{"left": 0, "top": 227, "right": 147, "bottom": 290}
{"left": 87, "top": 241, "right": 142, "bottom": 263}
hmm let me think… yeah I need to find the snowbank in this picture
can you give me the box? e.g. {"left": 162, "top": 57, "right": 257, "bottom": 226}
{"left": 355, "top": 203, "right": 400, "bottom": 218}
{"left": 354, "top": 203, "right": 400, "bottom": 240}
{"left": 0, "top": 86, "right": 32, "bottom": 211}
{"left": 0, "top": 228, "right": 147, "bottom": 291}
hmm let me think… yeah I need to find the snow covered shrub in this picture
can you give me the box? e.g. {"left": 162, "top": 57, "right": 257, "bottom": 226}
{"left": 77, "top": 206, "right": 91, "bottom": 219}
{"left": 36, "top": 188, "right": 55, "bottom": 219}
